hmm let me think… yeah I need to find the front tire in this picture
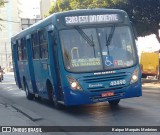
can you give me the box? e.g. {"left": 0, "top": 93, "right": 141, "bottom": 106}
{"left": 47, "top": 81, "right": 64, "bottom": 109}
{"left": 108, "top": 99, "right": 120, "bottom": 106}
{"left": 52, "top": 94, "right": 64, "bottom": 109}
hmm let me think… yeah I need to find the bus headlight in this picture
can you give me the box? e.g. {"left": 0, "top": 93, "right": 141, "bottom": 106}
{"left": 130, "top": 68, "right": 139, "bottom": 84}
{"left": 67, "top": 76, "right": 82, "bottom": 90}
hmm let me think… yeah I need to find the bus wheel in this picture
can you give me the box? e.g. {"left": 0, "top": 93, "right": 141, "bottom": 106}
{"left": 52, "top": 94, "right": 64, "bottom": 109}
{"left": 108, "top": 99, "right": 120, "bottom": 106}
{"left": 47, "top": 81, "right": 63, "bottom": 109}
{"left": 24, "top": 82, "right": 34, "bottom": 100}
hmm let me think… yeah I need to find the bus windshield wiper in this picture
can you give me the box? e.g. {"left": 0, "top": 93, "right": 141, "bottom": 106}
{"left": 74, "top": 26, "right": 94, "bottom": 47}
{"left": 75, "top": 26, "right": 96, "bottom": 57}
{"left": 106, "top": 26, "right": 115, "bottom": 56}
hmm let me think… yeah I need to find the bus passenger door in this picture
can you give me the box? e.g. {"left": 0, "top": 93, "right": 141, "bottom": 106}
{"left": 26, "top": 36, "right": 38, "bottom": 94}
{"left": 47, "top": 28, "right": 63, "bottom": 101}
{"left": 12, "top": 42, "right": 22, "bottom": 88}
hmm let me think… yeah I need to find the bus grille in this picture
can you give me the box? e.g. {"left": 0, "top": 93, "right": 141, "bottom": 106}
{"left": 83, "top": 72, "right": 127, "bottom": 83}
{"left": 80, "top": 72, "right": 129, "bottom": 92}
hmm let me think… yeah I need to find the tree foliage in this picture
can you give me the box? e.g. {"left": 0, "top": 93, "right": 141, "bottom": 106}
{"left": 49, "top": 0, "right": 107, "bottom": 14}
{"left": 49, "top": 0, "right": 160, "bottom": 42}
{"left": 109, "top": 0, "right": 160, "bottom": 43}
{"left": 0, "top": 0, "right": 6, "bottom": 7}
{"left": 0, "top": 0, "right": 7, "bottom": 30}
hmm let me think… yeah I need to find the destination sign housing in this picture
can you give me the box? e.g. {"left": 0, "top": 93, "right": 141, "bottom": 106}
{"left": 65, "top": 14, "right": 123, "bottom": 25}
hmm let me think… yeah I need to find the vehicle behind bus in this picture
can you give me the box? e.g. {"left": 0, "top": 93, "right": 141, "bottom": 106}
{"left": 11, "top": 9, "right": 142, "bottom": 108}
{"left": 140, "top": 52, "right": 159, "bottom": 79}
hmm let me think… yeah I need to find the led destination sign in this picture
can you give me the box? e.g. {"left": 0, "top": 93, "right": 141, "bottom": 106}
{"left": 65, "top": 14, "right": 122, "bottom": 25}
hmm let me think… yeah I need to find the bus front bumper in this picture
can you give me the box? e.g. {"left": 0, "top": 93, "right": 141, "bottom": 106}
{"left": 64, "top": 82, "right": 142, "bottom": 106}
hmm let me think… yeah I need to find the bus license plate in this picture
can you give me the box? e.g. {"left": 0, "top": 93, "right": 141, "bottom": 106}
{"left": 101, "top": 92, "right": 114, "bottom": 97}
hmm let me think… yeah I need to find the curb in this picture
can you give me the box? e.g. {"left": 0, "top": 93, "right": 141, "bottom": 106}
{"left": 11, "top": 104, "right": 43, "bottom": 121}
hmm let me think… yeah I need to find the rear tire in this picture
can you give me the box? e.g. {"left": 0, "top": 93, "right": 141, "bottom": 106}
{"left": 108, "top": 99, "right": 120, "bottom": 106}
{"left": 24, "top": 81, "right": 34, "bottom": 100}
{"left": 142, "top": 74, "right": 147, "bottom": 78}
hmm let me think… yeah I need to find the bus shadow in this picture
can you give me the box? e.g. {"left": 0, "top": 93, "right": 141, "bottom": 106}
{"left": 34, "top": 98, "right": 121, "bottom": 111}
{"left": 33, "top": 98, "right": 143, "bottom": 121}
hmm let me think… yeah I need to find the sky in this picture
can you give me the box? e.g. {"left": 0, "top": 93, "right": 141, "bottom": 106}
{"left": 18, "top": 0, "right": 41, "bottom": 19}
{"left": 136, "top": 30, "right": 160, "bottom": 56}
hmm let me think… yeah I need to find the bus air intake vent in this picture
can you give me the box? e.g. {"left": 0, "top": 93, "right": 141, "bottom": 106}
{"left": 83, "top": 72, "right": 127, "bottom": 83}
{"left": 88, "top": 86, "right": 124, "bottom": 92}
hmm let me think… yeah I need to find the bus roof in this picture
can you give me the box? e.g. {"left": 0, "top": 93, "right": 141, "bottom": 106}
{"left": 11, "top": 8, "right": 128, "bottom": 41}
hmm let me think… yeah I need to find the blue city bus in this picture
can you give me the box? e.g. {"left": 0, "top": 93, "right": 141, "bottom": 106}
{"left": 11, "top": 9, "right": 142, "bottom": 108}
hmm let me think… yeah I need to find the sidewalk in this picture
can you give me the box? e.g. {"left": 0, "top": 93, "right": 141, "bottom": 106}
{"left": 142, "top": 81, "right": 160, "bottom": 93}
{"left": 0, "top": 97, "right": 47, "bottom": 134}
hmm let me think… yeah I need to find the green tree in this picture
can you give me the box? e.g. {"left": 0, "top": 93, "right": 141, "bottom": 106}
{"left": 0, "top": 0, "right": 7, "bottom": 30}
{"left": 0, "top": 0, "right": 6, "bottom": 6}
{"left": 109, "top": 0, "right": 160, "bottom": 43}
{"left": 49, "top": 0, "right": 107, "bottom": 14}
{"left": 49, "top": 0, "right": 160, "bottom": 43}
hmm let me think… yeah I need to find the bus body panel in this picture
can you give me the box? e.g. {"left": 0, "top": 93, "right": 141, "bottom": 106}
{"left": 32, "top": 60, "right": 46, "bottom": 97}
{"left": 59, "top": 65, "right": 142, "bottom": 105}
{"left": 64, "top": 81, "right": 141, "bottom": 106}
{"left": 18, "top": 61, "right": 31, "bottom": 90}
{"left": 47, "top": 30, "right": 63, "bottom": 100}
{"left": 12, "top": 43, "right": 22, "bottom": 88}
{"left": 26, "top": 38, "right": 38, "bottom": 93}
{"left": 11, "top": 9, "right": 142, "bottom": 106}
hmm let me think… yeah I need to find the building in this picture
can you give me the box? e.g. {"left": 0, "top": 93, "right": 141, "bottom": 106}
{"left": 0, "top": 0, "right": 43, "bottom": 69}
{"left": 40, "top": 0, "right": 53, "bottom": 19}
{"left": 18, "top": 0, "right": 41, "bottom": 19}
{"left": 0, "top": 0, "right": 53, "bottom": 69}
{"left": 0, "top": 0, "right": 21, "bottom": 68}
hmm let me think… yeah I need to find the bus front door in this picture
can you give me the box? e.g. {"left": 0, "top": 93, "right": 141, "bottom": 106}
{"left": 48, "top": 30, "right": 64, "bottom": 102}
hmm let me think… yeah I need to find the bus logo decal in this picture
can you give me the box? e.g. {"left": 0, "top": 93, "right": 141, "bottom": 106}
{"left": 105, "top": 56, "right": 114, "bottom": 67}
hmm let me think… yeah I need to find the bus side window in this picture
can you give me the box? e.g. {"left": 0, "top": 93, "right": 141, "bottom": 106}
{"left": 18, "top": 39, "right": 22, "bottom": 61}
{"left": 38, "top": 29, "right": 48, "bottom": 59}
{"left": 31, "top": 33, "right": 40, "bottom": 59}
{"left": 21, "top": 38, "right": 27, "bottom": 60}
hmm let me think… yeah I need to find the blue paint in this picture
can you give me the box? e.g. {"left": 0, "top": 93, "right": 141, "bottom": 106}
{"left": 104, "top": 56, "right": 114, "bottom": 67}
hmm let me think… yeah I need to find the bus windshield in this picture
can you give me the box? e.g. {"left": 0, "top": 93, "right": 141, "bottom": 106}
{"left": 60, "top": 26, "right": 136, "bottom": 72}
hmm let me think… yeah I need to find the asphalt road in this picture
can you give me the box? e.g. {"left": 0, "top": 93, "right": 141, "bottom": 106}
{"left": 0, "top": 73, "right": 160, "bottom": 135}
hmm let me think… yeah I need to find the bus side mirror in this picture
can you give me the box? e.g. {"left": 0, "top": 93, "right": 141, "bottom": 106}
{"left": 130, "top": 21, "right": 138, "bottom": 40}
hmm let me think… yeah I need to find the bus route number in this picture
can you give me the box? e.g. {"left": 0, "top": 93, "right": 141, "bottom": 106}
{"left": 65, "top": 14, "right": 121, "bottom": 25}
{"left": 65, "top": 16, "right": 79, "bottom": 24}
